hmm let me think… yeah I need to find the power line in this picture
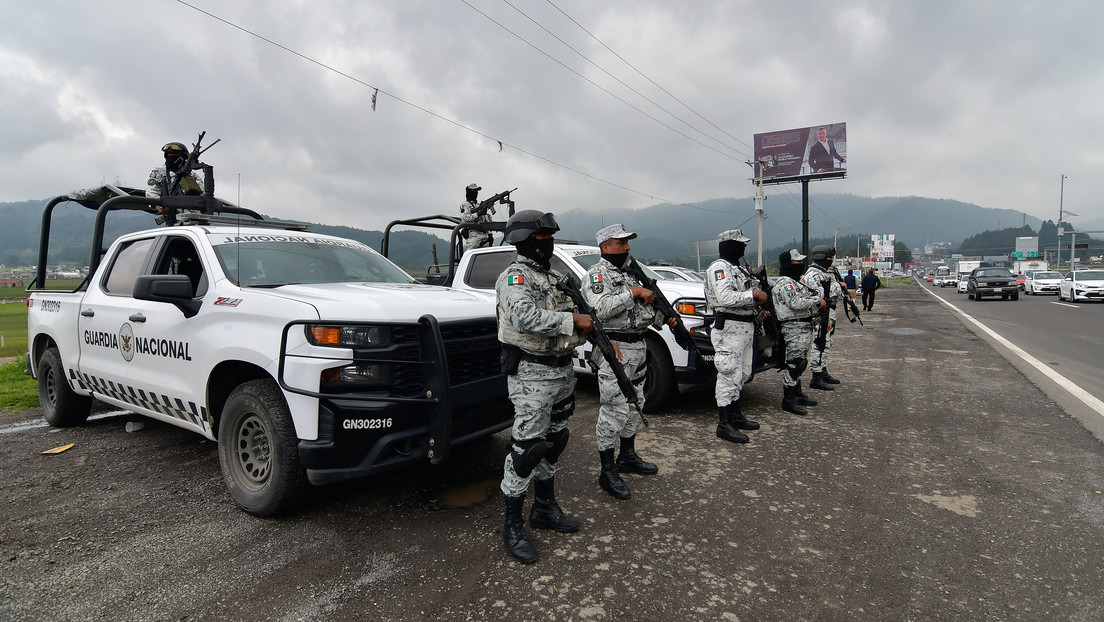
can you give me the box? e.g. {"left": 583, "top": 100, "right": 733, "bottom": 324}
{"left": 172, "top": 0, "right": 744, "bottom": 214}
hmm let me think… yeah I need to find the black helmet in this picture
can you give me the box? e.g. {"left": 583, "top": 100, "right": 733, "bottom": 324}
{"left": 162, "top": 142, "right": 189, "bottom": 157}
{"left": 162, "top": 142, "right": 189, "bottom": 174}
{"left": 809, "top": 245, "right": 835, "bottom": 261}
{"left": 503, "top": 210, "right": 559, "bottom": 244}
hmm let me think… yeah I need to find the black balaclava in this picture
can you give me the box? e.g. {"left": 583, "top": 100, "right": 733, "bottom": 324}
{"left": 719, "top": 240, "right": 746, "bottom": 264}
{"left": 165, "top": 152, "right": 187, "bottom": 174}
{"left": 601, "top": 249, "right": 629, "bottom": 269}
{"left": 465, "top": 186, "right": 479, "bottom": 203}
{"left": 779, "top": 251, "right": 804, "bottom": 279}
{"left": 516, "top": 236, "right": 554, "bottom": 269}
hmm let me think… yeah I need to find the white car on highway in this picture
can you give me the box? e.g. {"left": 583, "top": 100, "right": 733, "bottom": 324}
{"left": 1058, "top": 270, "right": 1104, "bottom": 302}
{"left": 649, "top": 265, "right": 705, "bottom": 282}
{"left": 1025, "top": 271, "right": 1063, "bottom": 295}
{"left": 957, "top": 276, "right": 969, "bottom": 294}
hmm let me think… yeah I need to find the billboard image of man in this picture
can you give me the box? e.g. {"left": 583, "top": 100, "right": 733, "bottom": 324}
{"left": 808, "top": 127, "right": 846, "bottom": 173}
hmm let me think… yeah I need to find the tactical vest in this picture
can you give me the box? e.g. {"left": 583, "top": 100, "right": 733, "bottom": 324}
{"left": 772, "top": 275, "right": 819, "bottom": 321}
{"left": 586, "top": 261, "right": 656, "bottom": 332}
{"left": 497, "top": 263, "right": 585, "bottom": 355}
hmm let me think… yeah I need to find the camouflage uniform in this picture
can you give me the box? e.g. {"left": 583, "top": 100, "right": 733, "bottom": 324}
{"left": 704, "top": 256, "right": 759, "bottom": 406}
{"left": 583, "top": 256, "right": 660, "bottom": 451}
{"left": 496, "top": 256, "right": 585, "bottom": 498}
{"left": 461, "top": 199, "right": 494, "bottom": 249}
{"left": 771, "top": 275, "right": 821, "bottom": 388}
{"left": 802, "top": 263, "right": 841, "bottom": 374}
{"left": 145, "top": 167, "right": 202, "bottom": 199}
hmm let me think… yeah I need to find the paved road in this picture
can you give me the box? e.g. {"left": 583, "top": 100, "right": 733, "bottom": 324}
{"left": 3, "top": 281, "right": 1104, "bottom": 621}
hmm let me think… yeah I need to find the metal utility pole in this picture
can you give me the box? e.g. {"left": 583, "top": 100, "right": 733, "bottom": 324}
{"left": 747, "top": 156, "right": 775, "bottom": 268}
{"left": 1058, "top": 174, "right": 1066, "bottom": 271}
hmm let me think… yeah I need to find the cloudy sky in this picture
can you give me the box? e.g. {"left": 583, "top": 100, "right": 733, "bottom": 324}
{"left": 3, "top": 0, "right": 1102, "bottom": 235}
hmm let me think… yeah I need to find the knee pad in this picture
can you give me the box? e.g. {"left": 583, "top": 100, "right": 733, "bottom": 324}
{"left": 544, "top": 428, "right": 570, "bottom": 465}
{"left": 510, "top": 437, "right": 552, "bottom": 478}
{"left": 786, "top": 357, "right": 808, "bottom": 377}
{"left": 549, "top": 394, "right": 576, "bottom": 423}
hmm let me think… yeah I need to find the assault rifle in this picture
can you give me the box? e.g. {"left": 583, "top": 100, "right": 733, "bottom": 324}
{"left": 167, "top": 131, "right": 220, "bottom": 197}
{"left": 474, "top": 187, "right": 517, "bottom": 218}
{"left": 622, "top": 256, "right": 702, "bottom": 359}
{"left": 814, "top": 272, "right": 832, "bottom": 351}
{"left": 555, "top": 273, "right": 648, "bottom": 426}
{"left": 748, "top": 261, "right": 784, "bottom": 365}
{"left": 832, "top": 267, "right": 864, "bottom": 326}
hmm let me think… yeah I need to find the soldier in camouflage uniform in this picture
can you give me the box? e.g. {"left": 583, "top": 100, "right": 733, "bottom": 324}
{"left": 802, "top": 245, "right": 843, "bottom": 391}
{"left": 704, "top": 229, "right": 767, "bottom": 444}
{"left": 145, "top": 142, "right": 202, "bottom": 200}
{"left": 460, "top": 183, "right": 495, "bottom": 250}
{"left": 771, "top": 249, "right": 826, "bottom": 416}
{"left": 496, "top": 210, "right": 594, "bottom": 564}
{"left": 583, "top": 224, "right": 676, "bottom": 500}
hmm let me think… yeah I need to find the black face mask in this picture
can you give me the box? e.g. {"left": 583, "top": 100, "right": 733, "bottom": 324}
{"left": 166, "top": 154, "right": 186, "bottom": 174}
{"left": 812, "top": 257, "right": 834, "bottom": 270}
{"left": 779, "top": 258, "right": 805, "bottom": 280}
{"left": 516, "top": 237, "right": 554, "bottom": 269}
{"left": 601, "top": 251, "right": 629, "bottom": 269}
{"left": 718, "top": 240, "right": 746, "bottom": 263}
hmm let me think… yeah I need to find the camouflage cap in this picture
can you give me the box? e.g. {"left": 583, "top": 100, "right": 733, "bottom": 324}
{"left": 787, "top": 248, "right": 806, "bottom": 261}
{"left": 595, "top": 223, "right": 637, "bottom": 245}
{"left": 718, "top": 229, "right": 751, "bottom": 243}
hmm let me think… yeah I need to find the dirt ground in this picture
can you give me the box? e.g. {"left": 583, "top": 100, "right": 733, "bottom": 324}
{"left": 2, "top": 282, "right": 1103, "bottom": 621}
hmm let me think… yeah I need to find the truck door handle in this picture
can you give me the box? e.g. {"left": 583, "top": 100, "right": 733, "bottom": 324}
{"left": 80, "top": 309, "right": 94, "bottom": 317}
{"left": 129, "top": 314, "right": 147, "bottom": 323}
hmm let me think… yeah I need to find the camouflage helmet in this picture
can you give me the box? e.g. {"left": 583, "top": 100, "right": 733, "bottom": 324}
{"left": 503, "top": 210, "right": 559, "bottom": 244}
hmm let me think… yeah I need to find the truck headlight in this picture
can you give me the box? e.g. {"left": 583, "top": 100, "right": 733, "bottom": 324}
{"left": 321, "top": 363, "right": 391, "bottom": 389}
{"left": 307, "top": 325, "right": 392, "bottom": 348}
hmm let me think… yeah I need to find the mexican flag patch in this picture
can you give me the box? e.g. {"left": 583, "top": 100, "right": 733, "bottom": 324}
{"left": 508, "top": 274, "right": 524, "bottom": 285}
{"left": 713, "top": 269, "right": 726, "bottom": 281}
{"left": 590, "top": 274, "right": 603, "bottom": 284}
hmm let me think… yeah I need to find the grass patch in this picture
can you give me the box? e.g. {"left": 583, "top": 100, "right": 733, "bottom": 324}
{"left": 0, "top": 301, "right": 29, "bottom": 358}
{"left": 0, "top": 358, "right": 39, "bottom": 413}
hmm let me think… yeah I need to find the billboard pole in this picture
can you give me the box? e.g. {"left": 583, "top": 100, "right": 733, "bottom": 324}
{"left": 801, "top": 179, "right": 810, "bottom": 256}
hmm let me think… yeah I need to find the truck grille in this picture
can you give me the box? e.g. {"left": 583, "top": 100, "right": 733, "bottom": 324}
{"left": 384, "top": 319, "right": 501, "bottom": 396}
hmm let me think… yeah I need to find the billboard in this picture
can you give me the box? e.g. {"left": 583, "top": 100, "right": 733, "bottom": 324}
{"left": 871, "top": 234, "right": 895, "bottom": 260}
{"left": 753, "top": 122, "right": 847, "bottom": 181}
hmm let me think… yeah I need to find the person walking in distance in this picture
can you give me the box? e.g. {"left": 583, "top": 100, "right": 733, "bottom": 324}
{"left": 861, "top": 268, "right": 882, "bottom": 311}
{"left": 583, "top": 224, "right": 675, "bottom": 500}
{"left": 771, "top": 249, "right": 826, "bottom": 415}
{"left": 495, "top": 210, "right": 594, "bottom": 564}
{"left": 704, "top": 229, "right": 767, "bottom": 443}
{"left": 803, "top": 245, "right": 843, "bottom": 390}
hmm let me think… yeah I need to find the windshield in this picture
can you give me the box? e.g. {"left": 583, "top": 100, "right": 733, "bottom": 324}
{"left": 1076, "top": 271, "right": 1104, "bottom": 281}
{"left": 1034, "top": 272, "right": 1061, "bottom": 279}
{"left": 210, "top": 233, "right": 415, "bottom": 286}
{"left": 975, "top": 269, "right": 1011, "bottom": 278}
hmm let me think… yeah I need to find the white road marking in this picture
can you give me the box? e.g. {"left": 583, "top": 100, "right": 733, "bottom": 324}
{"left": 0, "top": 410, "right": 129, "bottom": 435}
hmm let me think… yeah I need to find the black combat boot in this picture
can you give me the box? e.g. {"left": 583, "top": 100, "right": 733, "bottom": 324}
{"left": 820, "top": 369, "right": 841, "bottom": 384}
{"left": 794, "top": 381, "right": 818, "bottom": 406}
{"left": 529, "top": 477, "right": 580, "bottom": 532}
{"left": 810, "top": 371, "right": 836, "bottom": 391}
{"left": 781, "top": 385, "right": 808, "bottom": 416}
{"left": 598, "top": 449, "right": 631, "bottom": 499}
{"left": 729, "top": 400, "right": 760, "bottom": 430}
{"left": 615, "top": 435, "right": 659, "bottom": 475}
{"left": 716, "top": 405, "right": 750, "bottom": 444}
{"left": 503, "top": 494, "right": 538, "bottom": 564}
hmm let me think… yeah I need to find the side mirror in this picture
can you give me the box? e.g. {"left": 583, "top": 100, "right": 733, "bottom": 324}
{"left": 133, "top": 274, "right": 201, "bottom": 318}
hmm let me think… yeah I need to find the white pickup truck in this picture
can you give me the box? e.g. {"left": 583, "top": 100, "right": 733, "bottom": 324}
{"left": 381, "top": 213, "right": 784, "bottom": 411}
{"left": 26, "top": 186, "right": 512, "bottom": 516}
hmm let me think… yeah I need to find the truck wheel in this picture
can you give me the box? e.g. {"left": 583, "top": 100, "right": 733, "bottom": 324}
{"left": 1011, "top": 292, "right": 1019, "bottom": 301}
{"left": 218, "top": 379, "right": 309, "bottom": 516}
{"left": 37, "top": 347, "right": 92, "bottom": 427}
{"left": 642, "top": 336, "right": 676, "bottom": 414}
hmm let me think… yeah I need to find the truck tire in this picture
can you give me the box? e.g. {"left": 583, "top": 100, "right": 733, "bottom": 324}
{"left": 642, "top": 336, "right": 676, "bottom": 413}
{"left": 37, "top": 347, "right": 92, "bottom": 428}
{"left": 218, "top": 379, "right": 309, "bottom": 516}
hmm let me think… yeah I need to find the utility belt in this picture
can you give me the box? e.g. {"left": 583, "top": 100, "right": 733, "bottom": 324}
{"left": 605, "top": 331, "right": 645, "bottom": 343}
{"left": 780, "top": 317, "right": 816, "bottom": 325}
{"left": 714, "top": 311, "right": 756, "bottom": 330}
{"left": 501, "top": 344, "right": 574, "bottom": 374}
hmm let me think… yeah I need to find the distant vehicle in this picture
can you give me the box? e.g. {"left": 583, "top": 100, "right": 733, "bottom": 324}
{"left": 968, "top": 267, "right": 1019, "bottom": 301}
{"left": 1025, "top": 271, "right": 1062, "bottom": 295}
{"left": 1012, "top": 273, "right": 1026, "bottom": 291}
{"left": 940, "top": 273, "right": 958, "bottom": 288}
{"left": 933, "top": 266, "right": 951, "bottom": 286}
{"left": 1058, "top": 270, "right": 1104, "bottom": 302}
{"left": 957, "top": 277, "right": 969, "bottom": 294}
{"left": 649, "top": 266, "right": 705, "bottom": 283}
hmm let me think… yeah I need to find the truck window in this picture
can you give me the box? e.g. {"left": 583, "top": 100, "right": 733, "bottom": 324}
{"left": 152, "top": 237, "right": 207, "bottom": 297}
{"left": 466, "top": 251, "right": 516, "bottom": 289}
{"left": 102, "top": 238, "right": 156, "bottom": 296}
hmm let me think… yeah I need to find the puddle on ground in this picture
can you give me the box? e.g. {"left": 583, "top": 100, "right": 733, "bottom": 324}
{"left": 887, "top": 328, "right": 925, "bottom": 335}
{"left": 437, "top": 479, "right": 496, "bottom": 508}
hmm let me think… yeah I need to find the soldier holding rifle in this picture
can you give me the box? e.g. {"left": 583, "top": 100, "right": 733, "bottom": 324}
{"left": 803, "top": 245, "right": 844, "bottom": 391}
{"left": 582, "top": 224, "right": 677, "bottom": 500}
{"left": 771, "top": 249, "right": 826, "bottom": 415}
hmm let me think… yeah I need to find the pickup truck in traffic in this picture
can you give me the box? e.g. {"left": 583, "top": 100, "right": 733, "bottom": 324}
{"left": 26, "top": 183, "right": 512, "bottom": 516}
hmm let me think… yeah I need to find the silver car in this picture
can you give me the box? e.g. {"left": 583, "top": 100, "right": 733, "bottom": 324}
{"left": 1025, "top": 271, "right": 1063, "bottom": 295}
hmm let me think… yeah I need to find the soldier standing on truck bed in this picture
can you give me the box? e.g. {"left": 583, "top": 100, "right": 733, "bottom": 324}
{"left": 495, "top": 210, "right": 594, "bottom": 564}
{"left": 704, "top": 229, "right": 766, "bottom": 444}
{"left": 583, "top": 223, "right": 674, "bottom": 500}
{"left": 146, "top": 142, "right": 203, "bottom": 200}
{"left": 460, "top": 183, "right": 494, "bottom": 250}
